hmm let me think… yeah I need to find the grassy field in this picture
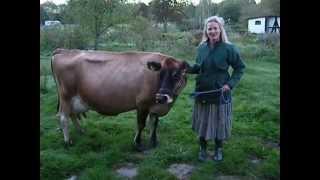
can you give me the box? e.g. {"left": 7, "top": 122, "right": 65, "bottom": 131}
{"left": 40, "top": 36, "right": 279, "bottom": 180}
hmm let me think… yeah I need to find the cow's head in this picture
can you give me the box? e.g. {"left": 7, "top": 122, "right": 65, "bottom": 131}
{"left": 147, "top": 58, "right": 190, "bottom": 104}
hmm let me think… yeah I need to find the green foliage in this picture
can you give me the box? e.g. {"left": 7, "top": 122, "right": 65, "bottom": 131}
{"left": 135, "top": 2, "right": 151, "bottom": 19}
{"left": 130, "top": 16, "right": 161, "bottom": 51}
{"left": 149, "top": 0, "right": 187, "bottom": 32}
{"left": 66, "top": 0, "right": 133, "bottom": 50}
{"left": 40, "top": 26, "right": 88, "bottom": 52}
{"left": 260, "top": 0, "right": 280, "bottom": 16}
{"left": 218, "top": 0, "right": 242, "bottom": 24}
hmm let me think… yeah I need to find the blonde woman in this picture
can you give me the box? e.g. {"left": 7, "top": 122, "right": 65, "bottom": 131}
{"left": 187, "top": 16, "right": 246, "bottom": 161}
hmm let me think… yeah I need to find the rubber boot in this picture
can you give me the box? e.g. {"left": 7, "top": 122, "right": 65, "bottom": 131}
{"left": 198, "top": 137, "right": 207, "bottom": 161}
{"left": 213, "top": 139, "right": 223, "bottom": 161}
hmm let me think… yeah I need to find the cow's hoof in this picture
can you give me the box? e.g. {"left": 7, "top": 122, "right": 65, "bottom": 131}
{"left": 64, "top": 140, "right": 73, "bottom": 149}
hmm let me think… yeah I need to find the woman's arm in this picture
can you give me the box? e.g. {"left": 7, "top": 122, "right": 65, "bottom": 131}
{"left": 226, "top": 45, "right": 246, "bottom": 89}
{"left": 186, "top": 49, "right": 201, "bottom": 74}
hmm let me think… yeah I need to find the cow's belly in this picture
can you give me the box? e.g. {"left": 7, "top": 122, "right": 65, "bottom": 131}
{"left": 72, "top": 94, "right": 137, "bottom": 116}
{"left": 77, "top": 78, "right": 142, "bottom": 115}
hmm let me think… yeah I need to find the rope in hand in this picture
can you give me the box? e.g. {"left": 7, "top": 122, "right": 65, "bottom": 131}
{"left": 190, "top": 88, "right": 231, "bottom": 103}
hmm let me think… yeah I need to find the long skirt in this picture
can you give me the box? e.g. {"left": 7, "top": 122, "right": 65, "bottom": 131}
{"left": 192, "top": 101, "right": 232, "bottom": 141}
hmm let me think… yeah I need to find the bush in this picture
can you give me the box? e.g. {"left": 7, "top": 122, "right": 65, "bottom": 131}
{"left": 190, "top": 30, "right": 203, "bottom": 46}
{"left": 40, "top": 25, "right": 89, "bottom": 52}
{"left": 40, "top": 76, "right": 49, "bottom": 93}
{"left": 130, "top": 17, "right": 161, "bottom": 51}
{"left": 40, "top": 63, "right": 50, "bottom": 93}
{"left": 257, "top": 33, "right": 280, "bottom": 48}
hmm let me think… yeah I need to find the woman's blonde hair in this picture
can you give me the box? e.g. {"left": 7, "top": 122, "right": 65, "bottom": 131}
{"left": 200, "top": 16, "right": 230, "bottom": 45}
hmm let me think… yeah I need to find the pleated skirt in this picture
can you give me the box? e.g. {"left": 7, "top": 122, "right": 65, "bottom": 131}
{"left": 192, "top": 101, "right": 232, "bottom": 141}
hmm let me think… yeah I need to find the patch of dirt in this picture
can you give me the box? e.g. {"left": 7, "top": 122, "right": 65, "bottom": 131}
{"left": 116, "top": 163, "right": 138, "bottom": 179}
{"left": 168, "top": 163, "right": 195, "bottom": 180}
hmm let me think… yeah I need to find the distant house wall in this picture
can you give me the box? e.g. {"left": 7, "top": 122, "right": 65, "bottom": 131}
{"left": 248, "top": 17, "right": 266, "bottom": 34}
{"left": 248, "top": 16, "right": 280, "bottom": 34}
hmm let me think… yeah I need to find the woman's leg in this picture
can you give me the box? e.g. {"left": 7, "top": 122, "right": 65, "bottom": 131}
{"left": 213, "top": 138, "right": 223, "bottom": 161}
{"left": 198, "top": 137, "right": 207, "bottom": 161}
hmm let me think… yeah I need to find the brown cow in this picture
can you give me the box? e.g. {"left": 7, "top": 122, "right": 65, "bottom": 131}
{"left": 51, "top": 48, "right": 189, "bottom": 150}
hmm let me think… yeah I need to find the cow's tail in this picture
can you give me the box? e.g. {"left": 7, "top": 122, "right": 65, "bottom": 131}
{"left": 51, "top": 52, "right": 60, "bottom": 115}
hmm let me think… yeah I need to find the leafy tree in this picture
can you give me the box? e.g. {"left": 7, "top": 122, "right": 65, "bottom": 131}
{"left": 40, "top": 5, "right": 49, "bottom": 25}
{"left": 135, "top": 2, "right": 150, "bottom": 19}
{"left": 218, "top": 0, "right": 242, "bottom": 24}
{"left": 259, "top": 0, "right": 280, "bottom": 15}
{"left": 41, "top": 1, "right": 59, "bottom": 21}
{"left": 195, "top": 0, "right": 218, "bottom": 29}
{"left": 67, "top": 0, "right": 132, "bottom": 50}
{"left": 149, "top": 0, "right": 186, "bottom": 32}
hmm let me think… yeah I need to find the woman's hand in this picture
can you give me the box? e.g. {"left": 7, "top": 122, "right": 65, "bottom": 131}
{"left": 222, "top": 84, "right": 230, "bottom": 92}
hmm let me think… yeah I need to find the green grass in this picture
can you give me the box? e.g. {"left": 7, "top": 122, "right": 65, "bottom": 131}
{"left": 40, "top": 37, "right": 279, "bottom": 180}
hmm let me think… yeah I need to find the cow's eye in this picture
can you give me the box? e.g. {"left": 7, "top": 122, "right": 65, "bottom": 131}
{"left": 172, "top": 72, "right": 180, "bottom": 79}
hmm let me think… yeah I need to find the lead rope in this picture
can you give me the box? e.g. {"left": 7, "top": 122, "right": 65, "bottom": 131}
{"left": 190, "top": 88, "right": 230, "bottom": 103}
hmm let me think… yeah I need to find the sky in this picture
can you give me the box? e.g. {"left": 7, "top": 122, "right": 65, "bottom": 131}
{"left": 40, "top": 0, "right": 227, "bottom": 6}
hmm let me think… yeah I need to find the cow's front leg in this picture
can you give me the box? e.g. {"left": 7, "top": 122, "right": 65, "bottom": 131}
{"left": 134, "top": 109, "right": 148, "bottom": 151}
{"left": 149, "top": 113, "right": 159, "bottom": 148}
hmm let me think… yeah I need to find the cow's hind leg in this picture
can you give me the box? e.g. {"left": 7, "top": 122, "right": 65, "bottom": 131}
{"left": 149, "top": 113, "right": 159, "bottom": 148}
{"left": 59, "top": 113, "right": 72, "bottom": 147}
{"left": 71, "top": 114, "right": 85, "bottom": 134}
{"left": 134, "top": 109, "right": 148, "bottom": 152}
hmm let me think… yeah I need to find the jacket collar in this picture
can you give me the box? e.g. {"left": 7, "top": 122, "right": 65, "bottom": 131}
{"left": 204, "top": 39, "right": 223, "bottom": 48}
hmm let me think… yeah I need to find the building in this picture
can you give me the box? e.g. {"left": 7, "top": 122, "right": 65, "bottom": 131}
{"left": 247, "top": 16, "right": 280, "bottom": 34}
{"left": 44, "top": 20, "right": 61, "bottom": 26}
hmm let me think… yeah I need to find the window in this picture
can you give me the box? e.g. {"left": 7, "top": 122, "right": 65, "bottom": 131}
{"left": 255, "top": 20, "right": 261, "bottom": 25}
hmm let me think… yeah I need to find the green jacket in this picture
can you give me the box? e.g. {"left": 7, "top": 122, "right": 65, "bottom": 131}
{"left": 188, "top": 41, "right": 246, "bottom": 104}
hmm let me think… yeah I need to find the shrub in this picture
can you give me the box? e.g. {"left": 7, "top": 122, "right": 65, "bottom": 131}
{"left": 40, "top": 25, "right": 89, "bottom": 52}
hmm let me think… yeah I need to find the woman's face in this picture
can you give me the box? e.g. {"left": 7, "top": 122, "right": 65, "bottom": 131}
{"left": 206, "top": 21, "right": 221, "bottom": 42}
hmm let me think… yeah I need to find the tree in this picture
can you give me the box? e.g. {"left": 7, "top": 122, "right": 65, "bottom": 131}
{"left": 195, "top": 0, "right": 218, "bottom": 29}
{"left": 67, "top": 0, "right": 132, "bottom": 50}
{"left": 149, "top": 0, "right": 186, "bottom": 33}
{"left": 40, "top": 5, "right": 49, "bottom": 25}
{"left": 218, "top": 0, "right": 242, "bottom": 24}
{"left": 41, "top": 1, "right": 59, "bottom": 21}
{"left": 259, "top": 0, "right": 280, "bottom": 16}
{"left": 135, "top": 2, "right": 150, "bottom": 19}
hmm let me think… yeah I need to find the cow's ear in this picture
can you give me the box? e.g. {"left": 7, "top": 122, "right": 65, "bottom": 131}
{"left": 147, "top": 61, "right": 162, "bottom": 71}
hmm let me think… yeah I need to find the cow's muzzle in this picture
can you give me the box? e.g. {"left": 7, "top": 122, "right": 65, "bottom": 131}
{"left": 155, "top": 93, "right": 173, "bottom": 104}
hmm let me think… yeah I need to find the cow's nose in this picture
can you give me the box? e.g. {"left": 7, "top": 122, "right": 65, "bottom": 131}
{"left": 156, "top": 93, "right": 167, "bottom": 104}
{"left": 156, "top": 93, "right": 173, "bottom": 104}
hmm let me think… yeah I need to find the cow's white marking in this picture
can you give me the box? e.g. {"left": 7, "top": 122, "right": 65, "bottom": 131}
{"left": 71, "top": 95, "right": 89, "bottom": 113}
